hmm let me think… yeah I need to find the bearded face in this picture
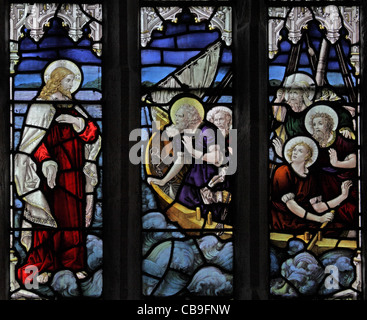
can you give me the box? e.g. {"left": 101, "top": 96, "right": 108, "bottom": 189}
{"left": 312, "top": 116, "right": 331, "bottom": 146}
{"left": 165, "top": 108, "right": 190, "bottom": 137}
{"left": 213, "top": 112, "right": 225, "bottom": 129}
{"left": 287, "top": 89, "right": 305, "bottom": 112}
{"left": 174, "top": 108, "right": 190, "bottom": 132}
{"left": 58, "top": 86, "right": 72, "bottom": 99}
{"left": 59, "top": 74, "right": 74, "bottom": 99}
{"left": 39, "top": 68, "right": 75, "bottom": 101}
{"left": 166, "top": 105, "right": 202, "bottom": 137}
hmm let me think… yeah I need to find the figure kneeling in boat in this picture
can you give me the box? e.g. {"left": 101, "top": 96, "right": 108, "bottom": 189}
{"left": 147, "top": 96, "right": 232, "bottom": 229}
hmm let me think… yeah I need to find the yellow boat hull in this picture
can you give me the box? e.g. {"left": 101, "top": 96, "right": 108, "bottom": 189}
{"left": 145, "top": 133, "right": 232, "bottom": 239}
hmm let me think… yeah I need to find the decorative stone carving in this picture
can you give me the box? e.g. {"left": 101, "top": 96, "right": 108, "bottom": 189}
{"left": 340, "top": 6, "right": 360, "bottom": 75}
{"left": 10, "top": 249, "right": 20, "bottom": 292}
{"left": 10, "top": 3, "right": 30, "bottom": 41}
{"left": 140, "top": 7, "right": 183, "bottom": 47}
{"left": 313, "top": 5, "right": 342, "bottom": 44}
{"left": 25, "top": 3, "right": 58, "bottom": 42}
{"left": 82, "top": 4, "right": 103, "bottom": 56}
{"left": 9, "top": 3, "right": 103, "bottom": 72}
{"left": 268, "top": 19, "right": 285, "bottom": 59}
{"left": 269, "top": 5, "right": 359, "bottom": 76}
{"left": 190, "top": 6, "right": 232, "bottom": 46}
{"left": 352, "top": 250, "right": 362, "bottom": 292}
{"left": 140, "top": 6, "right": 232, "bottom": 47}
{"left": 285, "top": 7, "right": 313, "bottom": 44}
{"left": 212, "top": 6, "right": 232, "bottom": 46}
{"left": 268, "top": 6, "right": 288, "bottom": 19}
{"left": 10, "top": 3, "right": 29, "bottom": 73}
{"left": 268, "top": 7, "right": 287, "bottom": 59}
{"left": 188, "top": 6, "right": 214, "bottom": 23}
{"left": 56, "top": 4, "right": 90, "bottom": 42}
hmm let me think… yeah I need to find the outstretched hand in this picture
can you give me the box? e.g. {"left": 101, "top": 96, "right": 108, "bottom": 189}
{"left": 340, "top": 128, "right": 354, "bottom": 140}
{"left": 272, "top": 137, "right": 283, "bottom": 158}
{"left": 275, "top": 89, "right": 285, "bottom": 103}
{"left": 329, "top": 148, "right": 338, "bottom": 167}
{"left": 341, "top": 180, "right": 353, "bottom": 197}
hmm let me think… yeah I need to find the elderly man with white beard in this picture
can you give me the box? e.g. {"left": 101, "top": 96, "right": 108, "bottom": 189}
{"left": 271, "top": 74, "right": 355, "bottom": 161}
{"left": 272, "top": 76, "right": 314, "bottom": 139}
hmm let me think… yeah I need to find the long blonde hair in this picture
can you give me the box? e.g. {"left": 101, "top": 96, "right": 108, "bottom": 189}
{"left": 39, "top": 67, "right": 74, "bottom": 100}
{"left": 287, "top": 142, "right": 313, "bottom": 166}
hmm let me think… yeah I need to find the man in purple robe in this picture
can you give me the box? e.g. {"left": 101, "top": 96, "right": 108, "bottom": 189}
{"left": 147, "top": 97, "right": 231, "bottom": 226}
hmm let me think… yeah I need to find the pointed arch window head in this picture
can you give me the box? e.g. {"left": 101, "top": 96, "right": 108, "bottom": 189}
{"left": 9, "top": 3, "right": 103, "bottom": 300}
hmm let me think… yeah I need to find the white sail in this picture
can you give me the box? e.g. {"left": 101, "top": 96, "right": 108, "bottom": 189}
{"left": 145, "top": 41, "right": 222, "bottom": 107}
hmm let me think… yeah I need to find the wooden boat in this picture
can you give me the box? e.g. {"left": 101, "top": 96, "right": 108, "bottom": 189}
{"left": 145, "top": 131, "right": 233, "bottom": 240}
{"left": 143, "top": 40, "right": 233, "bottom": 240}
{"left": 269, "top": 163, "right": 358, "bottom": 254}
{"left": 270, "top": 231, "right": 358, "bottom": 255}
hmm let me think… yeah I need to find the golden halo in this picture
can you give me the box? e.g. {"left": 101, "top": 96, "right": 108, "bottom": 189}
{"left": 284, "top": 136, "right": 319, "bottom": 167}
{"left": 283, "top": 72, "right": 316, "bottom": 102}
{"left": 170, "top": 97, "right": 205, "bottom": 124}
{"left": 44, "top": 59, "right": 82, "bottom": 93}
{"left": 304, "top": 104, "right": 338, "bottom": 134}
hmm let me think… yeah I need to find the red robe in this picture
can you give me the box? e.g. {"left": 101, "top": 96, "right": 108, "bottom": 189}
{"left": 18, "top": 107, "right": 98, "bottom": 284}
{"left": 270, "top": 164, "right": 357, "bottom": 233}
{"left": 271, "top": 165, "right": 320, "bottom": 231}
{"left": 316, "top": 134, "right": 357, "bottom": 200}
{"left": 315, "top": 135, "right": 358, "bottom": 229}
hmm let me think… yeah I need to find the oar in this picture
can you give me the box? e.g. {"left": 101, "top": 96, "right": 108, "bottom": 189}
{"left": 306, "top": 210, "right": 334, "bottom": 251}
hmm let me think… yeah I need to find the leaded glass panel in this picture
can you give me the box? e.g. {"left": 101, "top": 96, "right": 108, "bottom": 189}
{"left": 140, "top": 5, "right": 235, "bottom": 298}
{"left": 9, "top": 3, "right": 103, "bottom": 300}
{"left": 268, "top": 4, "right": 362, "bottom": 299}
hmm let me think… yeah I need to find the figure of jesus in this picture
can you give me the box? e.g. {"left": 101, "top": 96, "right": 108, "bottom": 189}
{"left": 14, "top": 60, "right": 101, "bottom": 284}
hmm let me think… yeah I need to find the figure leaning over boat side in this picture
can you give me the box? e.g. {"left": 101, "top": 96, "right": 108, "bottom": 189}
{"left": 147, "top": 96, "right": 232, "bottom": 228}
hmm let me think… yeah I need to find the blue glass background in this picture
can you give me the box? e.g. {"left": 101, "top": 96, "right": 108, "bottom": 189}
{"left": 268, "top": 8, "right": 360, "bottom": 301}
{"left": 269, "top": 21, "right": 357, "bottom": 96}
{"left": 141, "top": 16, "right": 231, "bottom": 88}
{"left": 140, "top": 7, "right": 234, "bottom": 298}
{"left": 15, "top": 19, "right": 102, "bottom": 96}
{"left": 11, "top": 14, "right": 103, "bottom": 300}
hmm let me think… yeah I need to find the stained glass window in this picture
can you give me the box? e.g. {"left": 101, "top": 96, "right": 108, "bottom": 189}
{"left": 268, "top": 4, "right": 362, "bottom": 299}
{"left": 139, "top": 4, "right": 235, "bottom": 298}
{"left": 9, "top": 3, "right": 103, "bottom": 299}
